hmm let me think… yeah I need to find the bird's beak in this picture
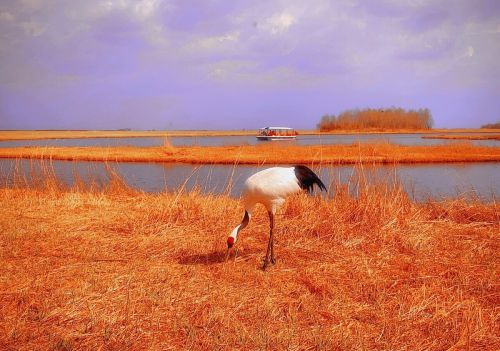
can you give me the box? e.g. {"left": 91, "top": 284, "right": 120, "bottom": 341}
{"left": 225, "top": 237, "right": 235, "bottom": 262}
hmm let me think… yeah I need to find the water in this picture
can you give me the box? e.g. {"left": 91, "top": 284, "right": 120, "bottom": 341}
{"left": 0, "top": 133, "right": 498, "bottom": 148}
{"left": 0, "top": 159, "right": 497, "bottom": 202}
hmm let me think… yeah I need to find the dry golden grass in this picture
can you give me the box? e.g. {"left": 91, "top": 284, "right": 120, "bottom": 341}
{"left": 1, "top": 129, "right": 499, "bottom": 141}
{"left": 0, "top": 171, "right": 498, "bottom": 350}
{"left": 0, "top": 142, "right": 499, "bottom": 164}
{"left": 422, "top": 135, "right": 500, "bottom": 141}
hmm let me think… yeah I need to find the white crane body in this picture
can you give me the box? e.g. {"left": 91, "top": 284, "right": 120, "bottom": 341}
{"left": 226, "top": 165, "right": 326, "bottom": 269}
{"left": 243, "top": 167, "right": 301, "bottom": 213}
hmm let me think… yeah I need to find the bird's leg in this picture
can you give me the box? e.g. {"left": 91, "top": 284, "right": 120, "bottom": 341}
{"left": 269, "top": 212, "right": 276, "bottom": 264}
{"left": 262, "top": 234, "right": 271, "bottom": 270}
{"left": 270, "top": 240, "right": 276, "bottom": 264}
{"left": 262, "top": 211, "right": 274, "bottom": 270}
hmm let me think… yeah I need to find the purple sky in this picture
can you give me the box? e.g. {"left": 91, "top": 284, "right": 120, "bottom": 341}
{"left": 1, "top": 0, "right": 499, "bottom": 130}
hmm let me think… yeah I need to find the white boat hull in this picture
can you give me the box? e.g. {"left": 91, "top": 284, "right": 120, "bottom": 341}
{"left": 256, "top": 135, "right": 297, "bottom": 141}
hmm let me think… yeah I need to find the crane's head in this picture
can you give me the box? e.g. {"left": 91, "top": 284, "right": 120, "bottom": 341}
{"left": 227, "top": 236, "right": 235, "bottom": 249}
{"left": 225, "top": 233, "right": 237, "bottom": 262}
{"left": 226, "top": 226, "right": 238, "bottom": 260}
{"left": 225, "top": 211, "right": 250, "bottom": 262}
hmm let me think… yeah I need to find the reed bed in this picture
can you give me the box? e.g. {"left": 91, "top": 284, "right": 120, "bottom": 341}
{"left": 0, "top": 142, "right": 499, "bottom": 165}
{"left": 0, "top": 168, "right": 498, "bottom": 350}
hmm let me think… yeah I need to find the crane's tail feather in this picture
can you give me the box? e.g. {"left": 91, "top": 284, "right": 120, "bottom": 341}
{"left": 294, "top": 165, "right": 327, "bottom": 193}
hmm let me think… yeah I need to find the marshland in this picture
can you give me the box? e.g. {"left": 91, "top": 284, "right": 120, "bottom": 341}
{"left": 0, "top": 130, "right": 499, "bottom": 351}
{"left": 2, "top": 1, "right": 500, "bottom": 350}
{"left": 1, "top": 133, "right": 499, "bottom": 350}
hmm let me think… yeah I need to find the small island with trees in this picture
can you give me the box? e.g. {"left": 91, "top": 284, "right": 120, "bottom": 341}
{"left": 481, "top": 121, "right": 500, "bottom": 129}
{"left": 317, "top": 107, "right": 433, "bottom": 131}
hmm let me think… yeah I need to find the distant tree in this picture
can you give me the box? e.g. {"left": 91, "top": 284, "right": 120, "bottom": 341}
{"left": 317, "top": 107, "right": 434, "bottom": 131}
{"left": 481, "top": 121, "right": 500, "bottom": 129}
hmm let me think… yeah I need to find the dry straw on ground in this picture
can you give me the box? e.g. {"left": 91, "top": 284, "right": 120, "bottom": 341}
{"left": 0, "top": 167, "right": 498, "bottom": 350}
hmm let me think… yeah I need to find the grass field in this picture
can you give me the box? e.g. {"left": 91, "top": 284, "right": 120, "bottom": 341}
{"left": 0, "top": 142, "right": 499, "bottom": 165}
{"left": 1, "top": 129, "right": 499, "bottom": 141}
{"left": 0, "top": 171, "right": 498, "bottom": 350}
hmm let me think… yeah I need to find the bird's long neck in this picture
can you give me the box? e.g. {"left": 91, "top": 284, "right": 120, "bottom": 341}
{"left": 228, "top": 210, "right": 250, "bottom": 244}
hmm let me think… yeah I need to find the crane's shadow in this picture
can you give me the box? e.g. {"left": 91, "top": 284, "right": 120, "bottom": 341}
{"left": 178, "top": 248, "right": 260, "bottom": 265}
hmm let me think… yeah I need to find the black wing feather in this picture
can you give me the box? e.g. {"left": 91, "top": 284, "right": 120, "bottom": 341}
{"left": 293, "top": 165, "right": 327, "bottom": 193}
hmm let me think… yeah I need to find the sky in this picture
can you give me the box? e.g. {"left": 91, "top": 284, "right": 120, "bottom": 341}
{"left": 0, "top": 0, "right": 499, "bottom": 130}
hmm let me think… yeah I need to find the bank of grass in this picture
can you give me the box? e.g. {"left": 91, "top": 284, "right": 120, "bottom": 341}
{"left": 0, "top": 142, "right": 499, "bottom": 164}
{"left": 0, "top": 170, "right": 498, "bottom": 350}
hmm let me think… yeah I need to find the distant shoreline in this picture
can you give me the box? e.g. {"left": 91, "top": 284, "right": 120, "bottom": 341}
{"left": 0, "top": 128, "right": 499, "bottom": 141}
{"left": 422, "top": 134, "right": 500, "bottom": 141}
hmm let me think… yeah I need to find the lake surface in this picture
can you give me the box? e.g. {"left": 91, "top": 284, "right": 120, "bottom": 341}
{"left": 1, "top": 159, "right": 497, "bottom": 202}
{"left": 0, "top": 133, "right": 498, "bottom": 148}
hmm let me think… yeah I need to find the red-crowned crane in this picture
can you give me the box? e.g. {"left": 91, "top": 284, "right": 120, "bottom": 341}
{"left": 226, "top": 165, "right": 327, "bottom": 270}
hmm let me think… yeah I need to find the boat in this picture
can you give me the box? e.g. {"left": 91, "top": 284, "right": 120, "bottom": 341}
{"left": 256, "top": 127, "right": 298, "bottom": 141}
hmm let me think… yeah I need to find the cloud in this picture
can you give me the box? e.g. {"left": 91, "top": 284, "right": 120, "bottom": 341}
{"left": 91, "top": 0, "right": 161, "bottom": 20}
{"left": 0, "top": 11, "right": 15, "bottom": 22}
{"left": 20, "top": 20, "right": 45, "bottom": 37}
{"left": 395, "top": 28, "right": 456, "bottom": 60}
{"left": 133, "top": 0, "right": 161, "bottom": 20}
{"left": 205, "top": 59, "right": 325, "bottom": 88}
{"left": 257, "top": 11, "right": 297, "bottom": 35}
{"left": 466, "top": 46, "right": 474, "bottom": 57}
{"left": 187, "top": 31, "right": 240, "bottom": 51}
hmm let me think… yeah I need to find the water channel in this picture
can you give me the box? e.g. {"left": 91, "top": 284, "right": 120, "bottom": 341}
{"left": 1, "top": 159, "right": 497, "bottom": 202}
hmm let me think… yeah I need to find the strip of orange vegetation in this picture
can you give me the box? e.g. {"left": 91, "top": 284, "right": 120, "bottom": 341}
{"left": 1, "top": 129, "right": 499, "bottom": 141}
{"left": 0, "top": 143, "right": 499, "bottom": 164}
{"left": 0, "top": 180, "right": 497, "bottom": 350}
{"left": 422, "top": 134, "right": 500, "bottom": 140}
